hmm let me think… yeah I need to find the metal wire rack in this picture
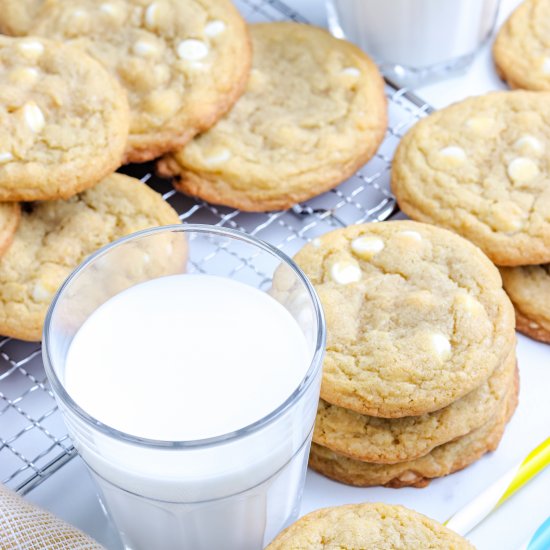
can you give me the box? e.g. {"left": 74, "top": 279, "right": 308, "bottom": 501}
{"left": 0, "top": 0, "right": 434, "bottom": 496}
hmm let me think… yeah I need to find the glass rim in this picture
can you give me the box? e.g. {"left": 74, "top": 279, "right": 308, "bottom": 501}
{"left": 42, "top": 224, "right": 326, "bottom": 449}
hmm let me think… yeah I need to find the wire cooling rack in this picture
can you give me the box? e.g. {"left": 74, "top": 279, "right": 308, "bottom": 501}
{"left": 0, "top": 0, "right": 434, "bottom": 496}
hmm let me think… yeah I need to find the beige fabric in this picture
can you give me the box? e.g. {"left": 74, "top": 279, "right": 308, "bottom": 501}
{"left": 0, "top": 484, "right": 104, "bottom": 549}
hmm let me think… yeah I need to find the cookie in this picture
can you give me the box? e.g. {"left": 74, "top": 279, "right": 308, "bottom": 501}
{"left": 501, "top": 264, "right": 550, "bottom": 343}
{"left": 157, "top": 22, "right": 387, "bottom": 212}
{"left": 391, "top": 91, "right": 550, "bottom": 266}
{"left": 313, "top": 351, "right": 516, "bottom": 464}
{"left": 0, "top": 35, "right": 129, "bottom": 201}
{"left": 309, "top": 370, "right": 518, "bottom": 488}
{"left": 293, "top": 221, "right": 515, "bottom": 418}
{"left": 15, "top": 0, "right": 251, "bottom": 163}
{"left": 266, "top": 503, "right": 474, "bottom": 550}
{"left": 0, "top": 173, "right": 181, "bottom": 341}
{"left": 493, "top": 0, "right": 550, "bottom": 91}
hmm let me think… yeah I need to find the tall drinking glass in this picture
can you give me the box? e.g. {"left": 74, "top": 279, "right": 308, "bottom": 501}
{"left": 43, "top": 225, "right": 326, "bottom": 550}
{"left": 327, "top": 0, "right": 501, "bottom": 87}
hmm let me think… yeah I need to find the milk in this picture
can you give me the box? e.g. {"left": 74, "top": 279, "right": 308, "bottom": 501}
{"left": 59, "top": 273, "right": 320, "bottom": 550}
{"left": 327, "top": 0, "right": 500, "bottom": 84}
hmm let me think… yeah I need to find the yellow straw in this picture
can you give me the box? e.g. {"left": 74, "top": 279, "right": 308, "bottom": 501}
{"left": 445, "top": 437, "right": 550, "bottom": 536}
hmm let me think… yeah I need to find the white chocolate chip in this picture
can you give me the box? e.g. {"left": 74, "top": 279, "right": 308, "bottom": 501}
{"left": 143, "top": 253, "right": 151, "bottom": 264}
{"left": 73, "top": 8, "right": 86, "bottom": 18}
{"left": 507, "top": 157, "right": 539, "bottom": 184}
{"left": 188, "top": 61, "right": 207, "bottom": 71}
{"left": 144, "top": 2, "right": 161, "bottom": 29}
{"left": 465, "top": 117, "right": 493, "bottom": 134}
{"left": 133, "top": 39, "right": 160, "bottom": 57}
{"left": 351, "top": 236, "right": 384, "bottom": 259}
{"left": 100, "top": 3, "right": 118, "bottom": 15}
{"left": 311, "top": 238, "right": 322, "bottom": 248}
{"left": 32, "top": 282, "right": 53, "bottom": 302}
{"left": 488, "top": 202, "right": 525, "bottom": 233}
{"left": 455, "top": 292, "right": 483, "bottom": 316}
{"left": 529, "top": 321, "right": 540, "bottom": 329}
{"left": 439, "top": 146, "right": 466, "bottom": 165}
{"left": 0, "top": 152, "right": 13, "bottom": 164}
{"left": 9, "top": 67, "right": 39, "bottom": 85}
{"left": 17, "top": 40, "right": 44, "bottom": 58}
{"left": 397, "top": 230, "right": 422, "bottom": 244}
{"left": 509, "top": 217, "right": 524, "bottom": 231}
{"left": 144, "top": 89, "right": 180, "bottom": 119}
{"left": 99, "top": 2, "right": 124, "bottom": 21}
{"left": 430, "top": 333, "right": 451, "bottom": 360}
{"left": 204, "top": 20, "right": 226, "bottom": 37}
{"left": 514, "top": 135, "right": 544, "bottom": 155}
{"left": 22, "top": 102, "right": 45, "bottom": 133}
{"left": 542, "top": 57, "right": 550, "bottom": 74}
{"left": 204, "top": 148, "right": 231, "bottom": 166}
{"left": 330, "top": 260, "right": 362, "bottom": 285}
{"left": 177, "top": 39, "right": 209, "bottom": 61}
{"left": 342, "top": 67, "right": 361, "bottom": 77}
{"left": 398, "top": 471, "right": 418, "bottom": 483}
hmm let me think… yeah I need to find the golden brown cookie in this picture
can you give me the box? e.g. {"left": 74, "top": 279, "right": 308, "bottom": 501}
{"left": 158, "top": 22, "right": 387, "bottom": 212}
{"left": 293, "top": 221, "right": 515, "bottom": 418}
{"left": 0, "top": 173, "right": 181, "bottom": 341}
{"left": 0, "top": 35, "right": 129, "bottom": 201}
{"left": 309, "top": 369, "right": 518, "bottom": 488}
{"left": 391, "top": 91, "right": 550, "bottom": 266}
{"left": 493, "top": 0, "right": 550, "bottom": 91}
{"left": 266, "top": 503, "right": 475, "bottom": 550}
{"left": 313, "top": 351, "right": 516, "bottom": 464}
{"left": 501, "top": 264, "right": 550, "bottom": 343}
{"left": 15, "top": 0, "right": 251, "bottom": 163}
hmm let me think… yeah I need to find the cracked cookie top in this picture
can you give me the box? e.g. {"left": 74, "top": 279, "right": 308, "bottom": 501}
{"left": 158, "top": 22, "right": 387, "bottom": 212}
{"left": 391, "top": 91, "right": 550, "bottom": 266}
{"left": 0, "top": 35, "right": 129, "bottom": 201}
{"left": 293, "top": 220, "right": 515, "bottom": 417}
{"left": 493, "top": 0, "right": 550, "bottom": 91}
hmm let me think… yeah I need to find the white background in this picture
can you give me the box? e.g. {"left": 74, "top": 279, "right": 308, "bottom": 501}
{"left": 27, "top": 1, "right": 550, "bottom": 549}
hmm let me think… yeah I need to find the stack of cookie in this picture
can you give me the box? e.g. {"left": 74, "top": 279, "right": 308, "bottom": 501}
{"left": 391, "top": 91, "right": 550, "bottom": 345}
{"left": 294, "top": 221, "right": 517, "bottom": 487}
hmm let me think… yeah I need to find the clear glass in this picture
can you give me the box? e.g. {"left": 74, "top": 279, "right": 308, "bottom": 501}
{"left": 327, "top": 0, "right": 501, "bottom": 87}
{"left": 43, "top": 225, "right": 326, "bottom": 550}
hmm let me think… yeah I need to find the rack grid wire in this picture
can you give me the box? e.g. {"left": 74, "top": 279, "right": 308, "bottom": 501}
{"left": 0, "top": 0, "right": 434, "bottom": 496}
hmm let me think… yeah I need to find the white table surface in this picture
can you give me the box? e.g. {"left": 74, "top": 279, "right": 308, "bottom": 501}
{"left": 27, "top": 1, "right": 550, "bottom": 549}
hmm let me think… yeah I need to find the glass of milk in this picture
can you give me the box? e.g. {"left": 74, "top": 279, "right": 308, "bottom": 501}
{"left": 42, "top": 225, "right": 326, "bottom": 550}
{"left": 326, "top": 0, "right": 501, "bottom": 86}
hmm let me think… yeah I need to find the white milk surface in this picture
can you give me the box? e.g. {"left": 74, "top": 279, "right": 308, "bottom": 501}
{"left": 61, "top": 274, "right": 318, "bottom": 550}
{"left": 65, "top": 273, "right": 309, "bottom": 440}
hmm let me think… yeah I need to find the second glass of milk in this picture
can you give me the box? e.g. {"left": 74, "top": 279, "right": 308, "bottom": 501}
{"left": 327, "top": 0, "right": 501, "bottom": 86}
{"left": 42, "top": 225, "right": 326, "bottom": 550}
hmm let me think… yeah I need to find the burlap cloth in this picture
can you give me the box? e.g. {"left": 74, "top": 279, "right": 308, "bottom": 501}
{"left": 0, "top": 483, "right": 105, "bottom": 549}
